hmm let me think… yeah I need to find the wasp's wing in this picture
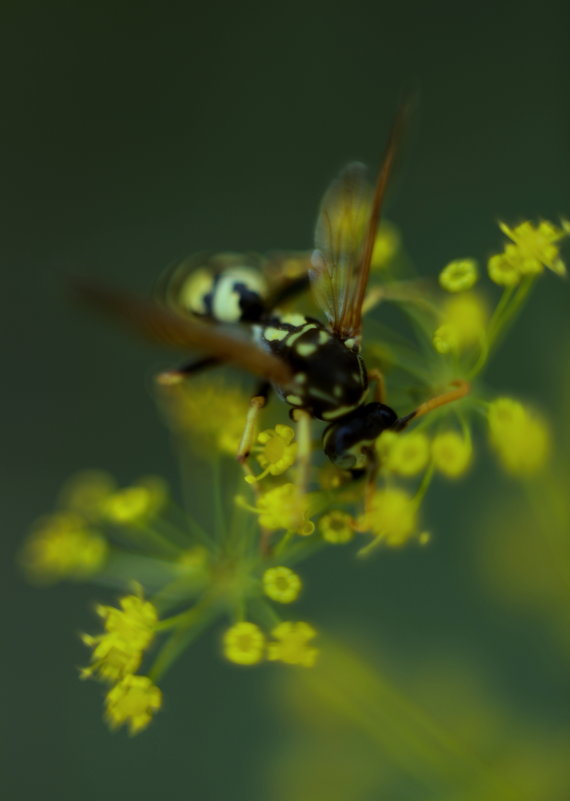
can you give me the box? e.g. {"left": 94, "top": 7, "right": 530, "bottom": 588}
{"left": 311, "top": 109, "right": 406, "bottom": 340}
{"left": 311, "top": 162, "right": 371, "bottom": 336}
{"left": 72, "top": 280, "right": 293, "bottom": 385}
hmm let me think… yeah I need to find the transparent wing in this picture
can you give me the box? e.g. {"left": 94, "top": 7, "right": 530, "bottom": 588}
{"left": 311, "top": 162, "right": 372, "bottom": 336}
{"left": 310, "top": 108, "right": 407, "bottom": 340}
{"left": 72, "top": 279, "right": 293, "bottom": 386}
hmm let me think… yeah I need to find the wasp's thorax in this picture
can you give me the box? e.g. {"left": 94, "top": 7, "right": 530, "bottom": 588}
{"left": 254, "top": 314, "right": 367, "bottom": 421}
{"left": 322, "top": 402, "right": 398, "bottom": 471}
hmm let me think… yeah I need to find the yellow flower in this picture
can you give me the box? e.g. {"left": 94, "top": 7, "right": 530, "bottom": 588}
{"left": 59, "top": 470, "right": 115, "bottom": 520}
{"left": 439, "top": 259, "right": 478, "bottom": 292}
{"left": 379, "top": 430, "right": 430, "bottom": 476}
{"left": 159, "top": 377, "right": 250, "bottom": 456}
{"left": 356, "top": 487, "right": 418, "bottom": 548}
{"left": 488, "top": 246, "right": 523, "bottom": 286}
{"left": 21, "top": 513, "right": 108, "bottom": 584}
{"left": 318, "top": 510, "right": 355, "bottom": 544}
{"left": 371, "top": 221, "right": 401, "bottom": 270}
{"left": 499, "top": 219, "right": 567, "bottom": 277}
{"left": 432, "top": 431, "right": 472, "bottom": 478}
{"left": 267, "top": 621, "right": 318, "bottom": 667}
{"left": 432, "top": 323, "right": 457, "bottom": 354}
{"left": 487, "top": 397, "right": 551, "bottom": 476}
{"left": 223, "top": 621, "right": 265, "bottom": 665}
{"left": 263, "top": 566, "right": 302, "bottom": 603}
{"left": 81, "top": 633, "right": 143, "bottom": 682}
{"left": 255, "top": 483, "right": 315, "bottom": 536}
{"left": 246, "top": 425, "right": 297, "bottom": 483}
{"left": 103, "top": 477, "right": 166, "bottom": 525}
{"left": 105, "top": 675, "right": 162, "bottom": 735}
{"left": 433, "top": 293, "right": 488, "bottom": 353}
{"left": 81, "top": 592, "right": 158, "bottom": 682}
{"left": 97, "top": 594, "right": 158, "bottom": 651}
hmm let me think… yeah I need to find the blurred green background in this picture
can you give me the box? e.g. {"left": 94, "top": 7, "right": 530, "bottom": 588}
{"left": 2, "top": 1, "right": 569, "bottom": 800}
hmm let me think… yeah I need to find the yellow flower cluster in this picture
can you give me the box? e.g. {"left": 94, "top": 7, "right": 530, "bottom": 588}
{"left": 356, "top": 488, "right": 418, "bottom": 550}
{"left": 223, "top": 620, "right": 318, "bottom": 667}
{"left": 378, "top": 430, "right": 430, "bottom": 476}
{"left": 81, "top": 592, "right": 158, "bottom": 682}
{"left": 432, "top": 431, "right": 472, "bottom": 478}
{"left": 432, "top": 293, "right": 488, "bottom": 354}
{"left": 371, "top": 221, "right": 401, "bottom": 270}
{"left": 487, "top": 397, "right": 550, "bottom": 476}
{"left": 103, "top": 477, "right": 167, "bottom": 525}
{"left": 159, "top": 376, "right": 250, "bottom": 455}
{"left": 439, "top": 259, "right": 479, "bottom": 292}
{"left": 82, "top": 591, "right": 161, "bottom": 733}
{"left": 318, "top": 510, "right": 355, "bottom": 544}
{"left": 488, "top": 219, "right": 568, "bottom": 286}
{"left": 263, "top": 566, "right": 302, "bottom": 603}
{"left": 21, "top": 513, "right": 108, "bottom": 584}
{"left": 105, "top": 675, "right": 162, "bottom": 736}
{"left": 246, "top": 425, "right": 297, "bottom": 483}
{"left": 253, "top": 483, "right": 315, "bottom": 536}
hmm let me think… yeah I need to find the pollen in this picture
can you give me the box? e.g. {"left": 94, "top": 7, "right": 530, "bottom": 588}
{"left": 487, "top": 397, "right": 551, "bottom": 476}
{"left": 246, "top": 425, "right": 297, "bottom": 483}
{"left": 255, "top": 483, "right": 315, "bottom": 536}
{"left": 105, "top": 675, "right": 162, "bottom": 735}
{"left": 356, "top": 487, "right": 418, "bottom": 548}
{"left": 223, "top": 621, "right": 266, "bottom": 665}
{"left": 379, "top": 430, "right": 430, "bottom": 476}
{"left": 103, "top": 477, "right": 166, "bottom": 525}
{"left": 21, "top": 513, "right": 108, "bottom": 584}
{"left": 318, "top": 510, "right": 355, "bottom": 544}
{"left": 263, "top": 566, "right": 302, "bottom": 603}
{"left": 439, "top": 259, "right": 478, "bottom": 292}
{"left": 267, "top": 621, "right": 319, "bottom": 667}
{"left": 431, "top": 430, "right": 472, "bottom": 478}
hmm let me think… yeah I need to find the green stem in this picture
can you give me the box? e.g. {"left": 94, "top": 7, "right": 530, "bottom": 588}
{"left": 148, "top": 596, "right": 220, "bottom": 682}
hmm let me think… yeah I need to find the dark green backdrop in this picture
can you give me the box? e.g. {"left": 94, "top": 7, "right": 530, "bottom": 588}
{"left": 2, "top": 2, "right": 569, "bottom": 800}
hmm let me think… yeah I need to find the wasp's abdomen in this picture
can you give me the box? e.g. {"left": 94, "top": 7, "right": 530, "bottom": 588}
{"left": 173, "top": 255, "right": 267, "bottom": 324}
{"left": 254, "top": 314, "right": 368, "bottom": 420}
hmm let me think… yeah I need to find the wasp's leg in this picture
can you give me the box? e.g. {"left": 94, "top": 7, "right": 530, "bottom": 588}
{"left": 395, "top": 379, "right": 470, "bottom": 430}
{"left": 367, "top": 367, "right": 386, "bottom": 403}
{"left": 237, "top": 382, "right": 271, "bottom": 466}
{"left": 156, "top": 356, "right": 221, "bottom": 386}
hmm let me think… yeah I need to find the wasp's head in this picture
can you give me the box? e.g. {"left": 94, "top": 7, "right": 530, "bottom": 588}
{"left": 322, "top": 402, "right": 398, "bottom": 471}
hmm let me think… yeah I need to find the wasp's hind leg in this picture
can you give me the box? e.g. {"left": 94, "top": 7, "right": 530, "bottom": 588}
{"left": 394, "top": 379, "right": 470, "bottom": 430}
{"left": 156, "top": 356, "right": 221, "bottom": 386}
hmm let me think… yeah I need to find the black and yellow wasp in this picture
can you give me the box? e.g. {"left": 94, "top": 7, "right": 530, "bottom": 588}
{"left": 77, "top": 111, "right": 467, "bottom": 475}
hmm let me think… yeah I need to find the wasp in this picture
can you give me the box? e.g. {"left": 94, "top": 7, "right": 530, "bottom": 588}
{"left": 76, "top": 110, "right": 468, "bottom": 480}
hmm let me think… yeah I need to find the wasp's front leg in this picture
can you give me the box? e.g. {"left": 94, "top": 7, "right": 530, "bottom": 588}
{"left": 236, "top": 382, "right": 271, "bottom": 472}
{"left": 290, "top": 408, "right": 312, "bottom": 498}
